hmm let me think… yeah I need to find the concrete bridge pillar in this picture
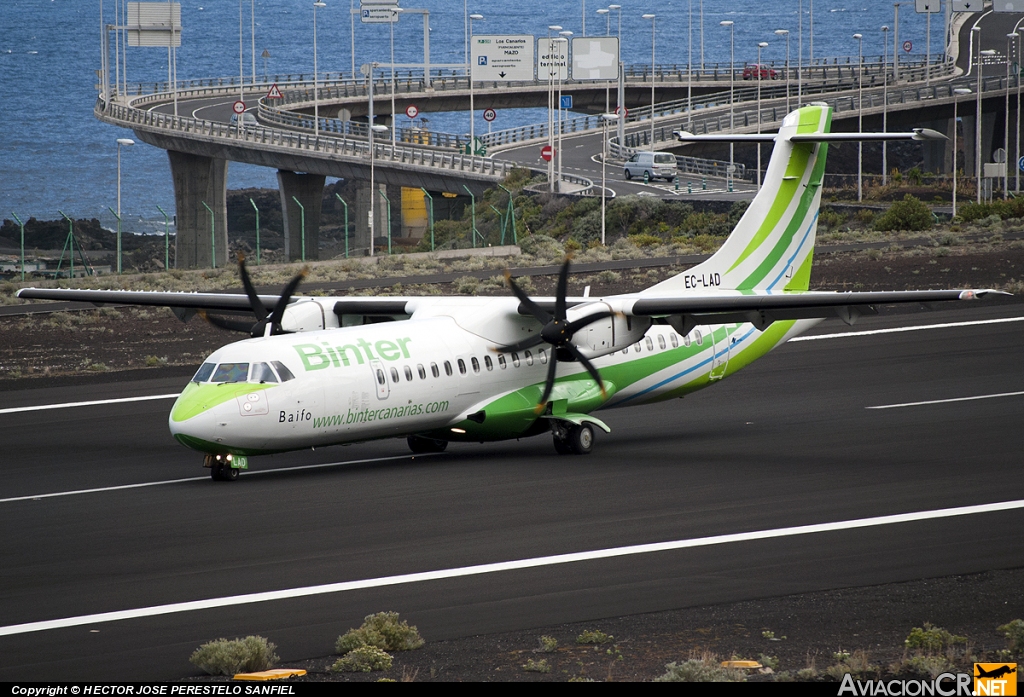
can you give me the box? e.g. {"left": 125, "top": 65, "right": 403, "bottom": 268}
{"left": 277, "top": 171, "right": 325, "bottom": 262}
{"left": 167, "top": 151, "right": 228, "bottom": 270}
{"left": 354, "top": 181, "right": 389, "bottom": 255}
{"left": 919, "top": 118, "right": 953, "bottom": 174}
{"left": 961, "top": 110, "right": 998, "bottom": 182}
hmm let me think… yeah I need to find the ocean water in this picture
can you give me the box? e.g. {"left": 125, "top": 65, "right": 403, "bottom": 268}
{"left": 0, "top": 0, "right": 951, "bottom": 227}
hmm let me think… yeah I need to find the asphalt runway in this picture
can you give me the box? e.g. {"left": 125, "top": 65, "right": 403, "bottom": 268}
{"left": 1, "top": 302, "right": 1023, "bottom": 680}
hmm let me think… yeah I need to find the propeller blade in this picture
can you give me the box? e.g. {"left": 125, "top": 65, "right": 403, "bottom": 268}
{"left": 237, "top": 253, "right": 268, "bottom": 322}
{"left": 505, "top": 271, "right": 551, "bottom": 325}
{"left": 564, "top": 310, "right": 614, "bottom": 336}
{"left": 534, "top": 351, "right": 560, "bottom": 414}
{"left": 197, "top": 310, "right": 257, "bottom": 334}
{"left": 493, "top": 334, "right": 546, "bottom": 354}
{"left": 565, "top": 343, "right": 608, "bottom": 400}
{"left": 268, "top": 267, "right": 308, "bottom": 334}
{"left": 554, "top": 256, "right": 571, "bottom": 321}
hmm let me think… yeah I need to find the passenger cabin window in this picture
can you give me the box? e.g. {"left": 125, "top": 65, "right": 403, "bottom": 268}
{"left": 633, "top": 343, "right": 641, "bottom": 353}
{"left": 251, "top": 362, "right": 278, "bottom": 384}
{"left": 444, "top": 361, "right": 453, "bottom": 376}
{"left": 539, "top": 349, "right": 548, "bottom": 364}
{"left": 694, "top": 329, "right": 703, "bottom": 345}
{"left": 683, "top": 332, "right": 691, "bottom": 347}
{"left": 390, "top": 367, "right": 400, "bottom": 383}
{"left": 212, "top": 363, "right": 248, "bottom": 383}
{"left": 431, "top": 362, "right": 440, "bottom": 378}
{"left": 458, "top": 358, "right": 467, "bottom": 375}
{"left": 484, "top": 355, "right": 493, "bottom": 371}
{"left": 657, "top": 335, "right": 667, "bottom": 350}
{"left": 471, "top": 357, "right": 480, "bottom": 373}
{"left": 645, "top": 336, "right": 654, "bottom": 351}
{"left": 193, "top": 362, "right": 216, "bottom": 383}
{"left": 670, "top": 333, "right": 679, "bottom": 348}
{"left": 498, "top": 354, "right": 507, "bottom": 369}
{"left": 376, "top": 369, "right": 386, "bottom": 385}
{"left": 417, "top": 364, "right": 426, "bottom": 380}
{"left": 272, "top": 361, "right": 296, "bottom": 381}
{"left": 512, "top": 352, "right": 521, "bottom": 368}
{"left": 404, "top": 366, "right": 413, "bottom": 381}
{"left": 525, "top": 350, "right": 534, "bottom": 366}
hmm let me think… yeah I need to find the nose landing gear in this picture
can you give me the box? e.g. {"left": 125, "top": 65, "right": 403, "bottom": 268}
{"left": 204, "top": 453, "right": 245, "bottom": 481}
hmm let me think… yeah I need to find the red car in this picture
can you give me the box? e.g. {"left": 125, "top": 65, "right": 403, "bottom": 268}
{"left": 742, "top": 63, "right": 778, "bottom": 80}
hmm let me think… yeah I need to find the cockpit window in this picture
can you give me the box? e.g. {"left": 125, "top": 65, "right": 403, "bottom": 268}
{"left": 250, "top": 362, "right": 278, "bottom": 384}
{"left": 211, "top": 363, "right": 249, "bottom": 383}
{"left": 192, "top": 363, "right": 216, "bottom": 383}
{"left": 272, "top": 361, "right": 296, "bottom": 382}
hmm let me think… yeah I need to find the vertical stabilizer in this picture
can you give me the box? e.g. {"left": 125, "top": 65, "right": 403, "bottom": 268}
{"left": 645, "top": 104, "right": 832, "bottom": 294}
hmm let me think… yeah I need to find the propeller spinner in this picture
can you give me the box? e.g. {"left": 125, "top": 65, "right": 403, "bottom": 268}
{"left": 497, "top": 258, "right": 613, "bottom": 413}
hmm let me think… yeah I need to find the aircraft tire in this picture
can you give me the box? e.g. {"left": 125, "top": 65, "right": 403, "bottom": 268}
{"left": 407, "top": 436, "right": 448, "bottom": 454}
{"left": 211, "top": 463, "right": 239, "bottom": 481}
{"left": 567, "top": 424, "right": 594, "bottom": 455}
{"left": 624, "top": 169, "right": 632, "bottom": 180}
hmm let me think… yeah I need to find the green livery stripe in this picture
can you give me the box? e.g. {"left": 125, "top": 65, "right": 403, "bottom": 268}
{"left": 171, "top": 382, "right": 274, "bottom": 423}
{"left": 726, "top": 106, "right": 827, "bottom": 274}
{"left": 785, "top": 247, "right": 815, "bottom": 292}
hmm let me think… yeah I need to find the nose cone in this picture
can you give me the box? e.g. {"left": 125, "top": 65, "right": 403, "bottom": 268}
{"left": 168, "top": 382, "right": 230, "bottom": 453}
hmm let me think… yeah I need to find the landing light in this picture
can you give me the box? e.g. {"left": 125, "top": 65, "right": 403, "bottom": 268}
{"left": 451, "top": 428, "right": 467, "bottom": 434}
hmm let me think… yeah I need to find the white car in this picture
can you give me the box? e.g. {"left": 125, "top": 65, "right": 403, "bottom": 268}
{"left": 230, "top": 112, "right": 259, "bottom": 128}
{"left": 624, "top": 151, "right": 678, "bottom": 181}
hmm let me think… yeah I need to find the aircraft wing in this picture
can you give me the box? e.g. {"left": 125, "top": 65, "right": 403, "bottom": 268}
{"left": 15, "top": 288, "right": 282, "bottom": 315}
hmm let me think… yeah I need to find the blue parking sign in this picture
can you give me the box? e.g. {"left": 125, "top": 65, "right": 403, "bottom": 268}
{"left": 560, "top": 95, "right": 572, "bottom": 109}
{"left": 1018, "top": 155, "right": 1024, "bottom": 173}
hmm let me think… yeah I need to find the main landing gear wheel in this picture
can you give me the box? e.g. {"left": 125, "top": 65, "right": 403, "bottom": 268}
{"left": 211, "top": 463, "right": 238, "bottom": 481}
{"left": 407, "top": 436, "right": 448, "bottom": 454}
{"left": 552, "top": 423, "right": 595, "bottom": 455}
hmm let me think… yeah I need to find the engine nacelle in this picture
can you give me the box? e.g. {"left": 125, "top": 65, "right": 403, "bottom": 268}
{"left": 567, "top": 301, "right": 652, "bottom": 359}
{"left": 279, "top": 299, "right": 327, "bottom": 333}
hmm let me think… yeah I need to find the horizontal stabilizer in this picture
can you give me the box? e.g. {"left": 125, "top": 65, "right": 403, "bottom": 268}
{"left": 673, "top": 128, "right": 947, "bottom": 144}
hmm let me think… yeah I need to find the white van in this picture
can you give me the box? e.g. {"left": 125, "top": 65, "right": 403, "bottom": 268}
{"left": 624, "top": 151, "right": 678, "bottom": 181}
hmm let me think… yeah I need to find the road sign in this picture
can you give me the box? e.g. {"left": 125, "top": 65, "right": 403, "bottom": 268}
{"left": 361, "top": 7, "right": 398, "bottom": 23}
{"left": 471, "top": 35, "right": 535, "bottom": 81}
{"left": 541, "top": 145, "right": 554, "bottom": 162}
{"left": 571, "top": 37, "right": 619, "bottom": 80}
{"left": 903, "top": 40, "right": 913, "bottom": 53}
{"left": 232, "top": 101, "right": 246, "bottom": 114}
{"left": 915, "top": 0, "right": 940, "bottom": 12}
{"left": 405, "top": 104, "right": 419, "bottom": 119}
{"left": 951, "top": 0, "right": 980, "bottom": 9}
{"left": 560, "top": 95, "right": 573, "bottom": 110}
{"left": 1017, "top": 155, "right": 1024, "bottom": 173}
{"left": 993, "top": 0, "right": 1024, "bottom": 11}
{"left": 615, "top": 106, "right": 629, "bottom": 117}
{"left": 994, "top": 148, "right": 1007, "bottom": 164}
{"left": 483, "top": 108, "right": 496, "bottom": 122}
{"left": 266, "top": 83, "right": 283, "bottom": 100}
{"left": 538, "top": 37, "right": 569, "bottom": 81}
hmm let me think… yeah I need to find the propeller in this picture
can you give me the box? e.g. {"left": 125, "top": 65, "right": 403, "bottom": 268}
{"left": 202, "top": 254, "right": 308, "bottom": 338}
{"left": 497, "top": 257, "right": 613, "bottom": 413}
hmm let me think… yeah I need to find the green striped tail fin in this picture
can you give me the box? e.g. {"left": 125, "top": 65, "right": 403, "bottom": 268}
{"left": 647, "top": 104, "right": 832, "bottom": 293}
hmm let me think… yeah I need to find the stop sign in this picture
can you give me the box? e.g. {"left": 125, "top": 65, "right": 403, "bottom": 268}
{"left": 541, "top": 145, "right": 554, "bottom": 162}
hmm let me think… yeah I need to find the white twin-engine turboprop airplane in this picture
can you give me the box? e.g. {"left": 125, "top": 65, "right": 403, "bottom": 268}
{"left": 18, "top": 104, "right": 1005, "bottom": 480}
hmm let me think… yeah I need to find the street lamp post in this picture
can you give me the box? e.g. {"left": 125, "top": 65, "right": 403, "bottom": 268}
{"left": 1018, "top": 29, "right": 1024, "bottom": 192}
{"left": 1007, "top": 33, "right": 1017, "bottom": 198}
{"left": 390, "top": 8, "right": 404, "bottom": 148}
{"left": 368, "top": 123, "right": 389, "bottom": 257}
{"left": 643, "top": 15, "right": 656, "bottom": 148}
{"left": 953, "top": 87, "right": 972, "bottom": 218}
{"left": 757, "top": 41, "right": 768, "bottom": 188}
{"left": 597, "top": 8, "right": 610, "bottom": 112}
{"left": 721, "top": 20, "right": 735, "bottom": 191}
{"left": 775, "top": 29, "right": 790, "bottom": 114}
{"left": 469, "top": 13, "right": 484, "bottom": 151}
{"left": 313, "top": 1, "right": 325, "bottom": 137}
{"left": 546, "top": 25, "right": 562, "bottom": 193}
{"left": 882, "top": 24, "right": 890, "bottom": 185}
{"left": 581, "top": 0, "right": 586, "bottom": 36}
{"left": 609, "top": 5, "right": 623, "bottom": 146}
{"left": 115, "top": 137, "right": 134, "bottom": 275}
{"left": 558, "top": 30, "right": 573, "bottom": 189}
{"left": 854, "top": 32, "right": 863, "bottom": 201}
{"left": 893, "top": 3, "right": 900, "bottom": 85}
{"left": 601, "top": 112, "right": 618, "bottom": 246}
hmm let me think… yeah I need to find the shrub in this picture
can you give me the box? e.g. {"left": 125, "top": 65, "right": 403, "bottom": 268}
{"left": 897, "top": 655, "right": 956, "bottom": 679}
{"left": 655, "top": 659, "right": 745, "bottom": 682}
{"left": 627, "top": 233, "right": 662, "bottom": 248}
{"left": 522, "top": 658, "right": 551, "bottom": 673}
{"left": 189, "top": 636, "right": 279, "bottom": 676}
{"left": 904, "top": 623, "right": 967, "bottom": 654}
{"left": 335, "top": 611, "right": 425, "bottom": 654}
{"left": 874, "top": 195, "right": 934, "bottom": 232}
{"left": 998, "top": 619, "right": 1024, "bottom": 654}
{"left": 331, "top": 645, "right": 393, "bottom": 673}
{"left": 536, "top": 635, "right": 558, "bottom": 653}
{"left": 576, "top": 629, "right": 613, "bottom": 645}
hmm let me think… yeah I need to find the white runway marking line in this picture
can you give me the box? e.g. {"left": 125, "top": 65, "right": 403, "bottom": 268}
{"left": 2, "top": 498, "right": 1022, "bottom": 637}
{"left": 790, "top": 315, "right": 1024, "bottom": 342}
{"left": 867, "top": 391, "right": 1024, "bottom": 410}
{"left": 0, "top": 454, "right": 433, "bottom": 504}
{"left": 0, "top": 393, "right": 179, "bottom": 415}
